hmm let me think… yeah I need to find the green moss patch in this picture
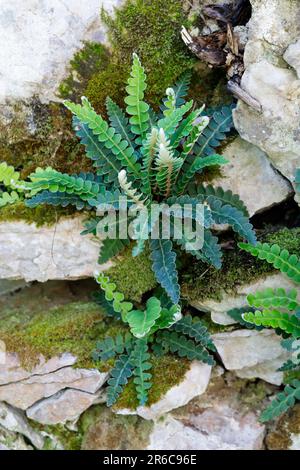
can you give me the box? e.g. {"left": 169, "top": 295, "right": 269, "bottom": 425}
{"left": 181, "top": 228, "right": 300, "bottom": 303}
{"left": 114, "top": 354, "right": 190, "bottom": 410}
{"left": 0, "top": 201, "right": 76, "bottom": 227}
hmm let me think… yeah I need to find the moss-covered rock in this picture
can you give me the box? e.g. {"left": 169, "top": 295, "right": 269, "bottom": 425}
{"left": 181, "top": 227, "right": 300, "bottom": 303}
{"left": 0, "top": 201, "right": 76, "bottom": 227}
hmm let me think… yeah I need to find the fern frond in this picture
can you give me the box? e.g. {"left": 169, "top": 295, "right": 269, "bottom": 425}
{"left": 260, "top": 379, "right": 300, "bottom": 422}
{"left": 155, "top": 129, "right": 183, "bottom": 197}
{"left": 140, "top": 127, "right": 159, "bottom": 195}
{"left": 92, "top": 333, "right": 133, "bottom": 361}
{"left": 187, "top": 183, "right": 249, "bottom": 217}
{"left": 176, "top": 154, "right": 228, "bottom": 194}
{"left": 239, "top": 242, "right": 300, "bottom": 284}
{"left": 131, "top": 338, "right": 152, "bottom": 405}
{"left": 295, "top": 168, "right": 300, "bottom": 193}
{"left": 0, "top": 162, "right": 20, "bottom": 187}
{"left": 127, "top": 297, "right": 162, "bottom": 338}
{"left": 98, "top": 238, "right": 130, "bottom": 264}
{"left": 172, "top": 314, "right": 216, "bottom": 351}
{"left": 157, "top": 100, "right": 193, "bottom": 137}
{"left": 95, "top": 273, "right": 133, "bottom": 321}
{"left": 0, "top": 191, "right": 20, "bottom": 208}
{"left": 124, "top": 53, "right": 150, "bottom": 143}
{"left": 118, "top": 169, "right": 147, "bottom": 207}
{"left": 156, "top": 330, "right": 215, "bottom": 365}
{"left": 163, "top": 88, "right": 176, "bottom": 117}
{"left": 106, "top": 97, "right": 137, "bottom": 154}
{"left": 181, "top": 115, "right": 210, "bottom": 160}
{"left": 65, "top": 97, "right": 140, "bottom": 176}
{"left": 207, "top": 196, "right": 257, "bottom": 244}
{"left": 107, "top": 354, "right": 134, "bottom": 406}
{"left": 73, "top": 117, "right": 121, "bottom": 184}
{"left": 227, "top": 307, "right": 263, "bottom": 330}
{"left": 243, "top": 310, "right": 300, "bottom": 338}
{"left": 27, "top": 168, "right": 104, "bottom": 201}
{"left": 161, "top": 71, "right": 192, "bottom": 112}
{"left": 151, "top": 304, "right": 182, "bottom": 332}
{"left": 247, "top": 288, "right": 299, "bottom": 311}
{"left": 25, "top": 190, "right": 88, "bottom": 210}
{"left": 193, "top": 104, "right": 234, "bottom": 157}
{"left": 150, "top": 239, "right": 180, "bottom": 304}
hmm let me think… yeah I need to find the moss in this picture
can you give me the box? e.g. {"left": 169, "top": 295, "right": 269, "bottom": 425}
{"left": 30, "top": 422, "right": 83, "bottom": 450}
{"left": 0, "top": 201, "right": 76, "bottom": 227}
{"left": 114, "top": 354, "right": 190, "bottom": 410}
{"left": 181, "top": 228, "right": 300, "bottom": 303}
{"left": 266, "top": 404, "right": 300, "bottom": 450}
{"left": 0, "top": 301, "right": 124, "bottom": 369}
{"left": 107, "top": 244, "right": 157, "bottom": 302}
{"left": 81, "top": 405, "right": 153, "bottom": 450}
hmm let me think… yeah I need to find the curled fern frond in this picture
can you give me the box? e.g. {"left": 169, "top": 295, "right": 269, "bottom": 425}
{"left": 239, "top": 242, "right": 300, "bottom": 284}
{"left": 124, "top": 53, "right": 150, "bottom": 144}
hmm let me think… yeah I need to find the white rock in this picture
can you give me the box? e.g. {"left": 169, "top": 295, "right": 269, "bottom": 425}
{"left": 0, "top": 0, "right": 123, "bottom": 104}
{"left": 147, "top": 409, "right": 265, "bottom": 450}
{"left": 191, "top": 273, "right": 299, "bottom": 325}
{"left": 0, "top": 216, "right": 111, "bottom": 282}
{"left": 0, "top": 367, "right": 108, "bottom": 410}
{"left": 0, "top": 425, "right": 33, "bottom": 450}
{"left": 0, "top": 402, "right": 44, "bottom": 449}
{"left": 284, "top": 40, "right": 300, "bottom": 79}
{"left": 116, "top": 361, "right": 212, "bottom": 420}
{"left": 212, "top": 329, "right": 290, "bottom": 385}
{"left": 214, "top": 138, "right": 293, "bottom": 216}
{"left": 234, "top": 0, "right": 300, "bottom": 189}
{"left": 26, "top": 389, "right": 102, "bottom": 425}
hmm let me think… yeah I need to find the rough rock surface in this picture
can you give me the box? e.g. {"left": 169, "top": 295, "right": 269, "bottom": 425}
{"left": 26, "top": 389, "right": 104, "bottom": 425}
{"left": 214, "top": 138, "right": 293, "bottom": 216}
{"left": 234, "top": 0, "right": 300, "bottom": 194}
{"left": 212, "top": 329, "right": 289, "bottom": 385}
{"left": 116, "top": 361, "right": 212, "bottom": 420}
{"left": 191, "top": 273, "right": 298, "bottom": 325}
{"left": 0, "top": 0, "right": 122, "bottom": 104}
{"left": 0, "top": 216, "right": 108, "bottom": 281}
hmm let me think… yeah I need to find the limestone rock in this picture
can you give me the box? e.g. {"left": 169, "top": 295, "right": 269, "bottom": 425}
{"left": 233, "top": 0, "right": 300, "bottom": 192}
{"left": 0, "top": 425, "right": 33, "bottom": 450}
{"left": 191, "top": 273, "right": 298, "bottom": 325}
{"left": 0, "top": 216, "right": 110, "bottom": 282}
{"left": 148, "top": 409, "right": 265, "bottom": 450}
{"left": 213, "top": 138, "right": 293, "bottom": 216}
{"left": 212, "top": 329, "right": 290, "bottom": 385}
{"left": 0, "top": 402, "right": 44, "bottom": 449}
{"left": 0, "top": 367, "right": 108, "bottom": 410}
{"left": 0, "top": 0, "right": 123, "bottom": 104}
{"left": 284, "top": 40, "right": 300, "bottom": 80}
{"left": 26, "top": 389, "right": 103, "bottom": 425}
{"left": 116, "top": 361, "right": 212, "bottom": 420}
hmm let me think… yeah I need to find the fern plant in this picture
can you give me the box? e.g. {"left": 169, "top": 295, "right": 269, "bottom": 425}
{"left": 0, "top": 162, "right": 24, "bottom": 208}
{"left": 236, "top": 241, "right": 300, "bottom": 422}
{"left": 24, "top": 54, "right": 256, "bottom": 303}
{"left": 92, "top": 273, "right": 216, "bottom": 407}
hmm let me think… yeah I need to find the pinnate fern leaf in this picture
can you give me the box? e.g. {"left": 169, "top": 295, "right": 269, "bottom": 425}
{"left": 243, "top": 310, "right": 300, "bottom": 338}
{"left": 92, "top": 333, "right": 133, "bottom": 361}
{"left": 98, "top": 238, "right": 130, "bottom": 264}
{"left": 176, "top": 155, "right": 228, "bottom": 194}
{"left": 95, "top": 273, "right": 133, "bottom": 321}
{"left": 207, "top": 196, "right": 257, "bottom": 244}
{"left": 247, "top": 288, "right": 299, "bottom": 311}
{"left": 260, "top": 380, "right": 300, "bottom": 422}
{"left": 106, "top": 97, "right": 137, "bottom": 154}
{"left": 0, "top": 162, "right": 20, "bottom": 187}
{"left": 25, "top": 190, "right": 88, "bottom": 210}
{"left": 156, "top": 331, "right": 215, "bottom": 365}
{"left": 106, "top": 354, "right": 134, "bottom": 407}
{"left": 0, "top": 191, "right": 20, "bottom": 208}
{"left": 124, "top": 53, "right": 150, "bottom": 143}
{"left": 131, "top": 338, "right": 152, "bottom": 405}
{"left": 127, "top": 297, "right": 162, "bottom": 338}
{"left": 65, "top": 97, "right": 140, "bottom": 176}
{"left": 172, "top": 314, "right": 216, "bottom": 351}
{"left": 157, "top": 100, "right": 193, "bottom": 137}
{"left": 150, "top": 239, "right": 180, "bottom": 304}
{"left": 239, "top": 242, "right": 300, "bottom": 284}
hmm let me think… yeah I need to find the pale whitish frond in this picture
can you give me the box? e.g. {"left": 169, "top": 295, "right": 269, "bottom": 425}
{"left": 118, "top": 170, "right": 147, "bottom": 207}
{"left": 154, "top": 129, "right": 183, "bottom": 197}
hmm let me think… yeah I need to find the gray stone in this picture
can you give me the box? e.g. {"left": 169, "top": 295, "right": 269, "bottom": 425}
{"left": 26, "top": 389, "right": 103, "bottom": 425}
{"left": 0, "top": 425, "right": 32, "bottom": 450}
{"left": 0, "top": 216, "right": 111, "bottom": 282}
{"left": 117, "top": 361, "right": 212, "bottom": 420}
{"left": 212, "top": 329, "right": 290, "bottom": 385}
{"left": 213, "top": 138, "right": 293, "bottom": 216}
{"left": 0, "top": 366, "right": 108, "bottom": 410}
{"left": 284, "top": 40, "right": 300, "bottom": 79}
{"left": 0, "top": 402, "right": 44, "bottom": 449}
{"left": 234, "top": 0, "right": 300, "bottom": 194}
